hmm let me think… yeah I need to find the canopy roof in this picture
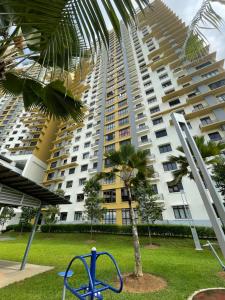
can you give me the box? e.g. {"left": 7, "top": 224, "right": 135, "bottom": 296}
{"left": 0, "top": 159, "right": 70, "bottom": 207}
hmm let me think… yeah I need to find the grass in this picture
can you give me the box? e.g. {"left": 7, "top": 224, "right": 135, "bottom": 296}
{"left": 0, "top": 232, "right": 225, "bottom": 300}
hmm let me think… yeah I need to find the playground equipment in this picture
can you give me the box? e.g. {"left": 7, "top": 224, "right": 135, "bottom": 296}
{"left": 62, "top": 247, "right": 123, "bottom": 300}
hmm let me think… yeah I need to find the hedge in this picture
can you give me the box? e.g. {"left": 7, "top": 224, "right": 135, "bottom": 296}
{"left": 40, "top": 224, "right": 216, "bottom": 239}
{"left": 6, "top": 223, "right": 33, "bottom": 232}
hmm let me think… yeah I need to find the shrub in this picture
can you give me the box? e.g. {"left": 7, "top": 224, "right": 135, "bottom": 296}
{"left": 6, "top": 223, "right": 33, "bottom": 232}
{"left": 40, "top": 223, "right": 216, "bottom": 239}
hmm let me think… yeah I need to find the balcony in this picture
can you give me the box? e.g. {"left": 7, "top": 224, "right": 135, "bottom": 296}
{"left": 199, "top": 118, "right": 225, "bottom": 132}
{"left": 137, "top": 125, "right": 149, "bottom": 133}
{"left": 135, "top": 114, "right": 147, "bottom": 122}
{"left": 138, "top": 138, "right": 152, "bottom": 147}
{"left": 88, "top": 168, "right": 98, "bottom": 174}
{"left": 186, "top": 100, "right": 225, "bottom": 119}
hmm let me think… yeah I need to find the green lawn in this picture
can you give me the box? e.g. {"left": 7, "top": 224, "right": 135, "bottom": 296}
{"left": 0, "top": 232, "right": 224, "bottom": 300}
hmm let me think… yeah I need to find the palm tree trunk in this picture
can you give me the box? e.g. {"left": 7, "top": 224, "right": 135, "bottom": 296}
{"left": 127, "top": 185, "right": 143, "bottom": 277}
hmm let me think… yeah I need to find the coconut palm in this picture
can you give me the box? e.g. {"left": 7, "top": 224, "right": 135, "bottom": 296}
{"left": 168, "top": 136, "right": 225, "bottom": 185}
{"left": 0, "top": 0, "right": 149, "bottom": 119}
{"left": 98, "top": 144, "right": 154, "bottom": 277}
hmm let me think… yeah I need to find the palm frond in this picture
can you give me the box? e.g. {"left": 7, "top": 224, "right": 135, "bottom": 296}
{"left": 0, "top": 71, "right": 84, "bottom": 121}
{"left": 184, "top": 0, "right": 224, "bottom": 60}
{"left": 0, "top": 0, "right": 149, "bottom": 81}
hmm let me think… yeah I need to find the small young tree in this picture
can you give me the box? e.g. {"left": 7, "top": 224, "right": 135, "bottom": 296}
{"left": 0, "top": 206, "right": 15, "bottom": 231}
{"left": 213, "top": 157, "right": 225, "bottom": 200}
{"left": 134, "top": 184, "right": 164, "bottom": 245}
{"left": 42, "top": 205, "right": 60, "bottom": 232}
{"left": 20, "top": 206, "right": 38, "bottom": 233}
{"left": 83, "top": 178, "right": 106, "bottom": 240}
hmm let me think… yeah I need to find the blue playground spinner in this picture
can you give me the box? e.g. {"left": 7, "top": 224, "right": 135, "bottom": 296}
{"left": 63, "top": 247, "right": 123, "bottom": 300}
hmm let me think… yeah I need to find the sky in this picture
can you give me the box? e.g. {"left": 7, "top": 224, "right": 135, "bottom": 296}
{"left": 163, "top": 0, "right": 225, "bottom": 60}
{"left": 102, "top": 0, "right": 225, "bottom": 60}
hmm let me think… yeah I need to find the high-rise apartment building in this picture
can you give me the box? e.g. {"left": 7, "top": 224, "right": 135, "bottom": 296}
{"left": 1, "top": 0, "right": 225, "bottom": 226}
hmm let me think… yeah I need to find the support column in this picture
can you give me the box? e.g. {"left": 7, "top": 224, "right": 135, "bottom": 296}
{"left": 20, "top": 206, "right": 42, "bottom": 270}
{"left": 171, "top": 112, "right": 225, "bottom": 259}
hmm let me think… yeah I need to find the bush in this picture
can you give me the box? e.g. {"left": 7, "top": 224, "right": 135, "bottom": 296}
{"left": 6, "top": 223, "right": 33, "bottom": 232}
{"left": 40, "top": 223, "right": 216, "bottom": 239}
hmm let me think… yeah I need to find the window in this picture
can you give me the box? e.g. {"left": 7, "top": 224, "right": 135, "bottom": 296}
{"left": 104, "top": 210, "right": 116, "bottom": 224}
{"left": 104, "top": 175, "right": 115, "bottom": 184}
{"left": 84, "top": 142, "right": 90, "bottom": 148}
{"left": 122, "top": 208, "right": 138, "bottom": 225}
{"left": 144, "top": 81, "right": 152, "bottom": 87}
{"left": 196, "top": 61, "right": 211, "bottom": 70}
{"left": 152, "top": 117, "right": 163, "bottom": 125}
{"left": 105, "top": 132, "right": 115, "bottom": 142}
{"left": 200, "top": 116, "right": 212, "bottom": 125}
{"left": 159, "top": 73, "right": 168, "bottom": 80}
{"left": 121, "top": 188, "right": 129, "bottom": 201}
{"left": 66, "top": 180, "right": 73, "bottom": 188}
{"left": 77, "top": 193, "right": 84, "bottom": 202}
{"left": 87, "top": 123, "right": 92, "bottom": 129}
{"left": 209, "top": 79, "right": 225, "bottom": 90}
{"left": 105, "top": 143, "right": 115, "bottom": 153}
{"left": 173, "top": 205, "right": 191, "bottom": 219}
{"left": 60, "top": 212, "right": 67, "bottom": 221}
{"left": 142, "top": 74, "right": 150, "bottom": 80}
{"left": 9, "top": 138, "right": 14, "bottom": 141}
{"left": 83, "top": 152, "right": 89, "bottom": 159}
{"left": 202, "top": 69, "right": 219, "bottom": 79}
{"left": 150, "top": 106, "right": 160, "bottom": 114}
{"left": 146, "top": 88, "right": 154, "bottom": 95}
{"left": 118, "top": 99, "right": 128, "bottom": 108}
{"left": 53, "top": 151, "right": 59, "bottom": 158}
{"left": 141, "top": 135, "right": 148, "bottom": 143}
{"left": 50, "top": 162, "right": 57, "bottom": 168}
{"left": 118, "top": 107, "right": 128, "bottom": 116}
{"left": 73, "top": 146, "right": 79, "bottom": 151}
{"left": 167, "top": 182, "right": 183, "bottom": 193}
{"left": 148, "top": 97, "right": 157, "bottom": 104}
{"left": 119, "top": 128, "right": 130, "bottom": 137}
{"left": 156, "top": 67, "right": 165, "bottom": 73}
{"left": 105, "top": 104, "right": 115, "bottom": 113}
{"left": 81, "top": 164, "right": 88, "bottom": 172}
{"left": 169, "top": 99, "right": 180, "bottom": 107}
{"left": 193, "top": 103, "right": 204, "bottom": 110}
{"left": 103, "top": 189, "right": 116, "bottom": 203}
{"left": 69, "top": 168, "right": 75, "bottom": 174}
{"left": 162, "top": 80, "right": 172, "bottom": 88}
{"left": 86, "top": 132, "right": 92, "bottom": 138}
{"left": 159, "top": 144, "right": 172, "bottom": 153}
{"left": 75, "top": 136, "right": 81, "bottom": 142}
{"left": 217, "top": 93, "right": 225, "bottom": 102}
{"left": 106, "top": 113, "right": 115, "bottom": 122}
{"left": 118, "top": 117, "right": 129, "bottom": 126}
{"left": 163, "top": 162, "right": 177, "bottom": 171}
{"left": 74, "top": 211, "right": 82, "bottom": 221}
{"left": 155, "top": 129, "right": 167, "bottom": 138}
{"left": 79, "top": 178, "right": 86, "bottom": 185}
{"left": 105, "top": 122, "right": 115, "bottom": 131}
{"left": 47, "top": 172, "right": 55, "bottom": 180}
{"left": 208, "top": 132, "right": 222, "bottom": 141}
{"left": 71, "top": 156, "right": 77, "bottom": 162}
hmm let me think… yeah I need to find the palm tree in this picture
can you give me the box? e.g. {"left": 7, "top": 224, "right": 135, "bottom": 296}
{"left": 168, "top": 136, "right": 225, "bottom": 185}
{"left": 98, "top": 144, "right": 153, "bottom": 277}
{"left": 0, "top": 0, "right": 149, "bottom": 119}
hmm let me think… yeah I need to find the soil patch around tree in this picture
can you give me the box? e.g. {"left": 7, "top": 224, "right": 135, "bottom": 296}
{"left": 218, "top": 272, "right": 225, "bottom": 280}
{"left": 144, "top": 243, "right": 160, "bottom": 250}
{"left": 121, "top": 273, "right": 167, "bottom": 293}
{"left": 191, "top": 289, "right": 225, "bottom": 300}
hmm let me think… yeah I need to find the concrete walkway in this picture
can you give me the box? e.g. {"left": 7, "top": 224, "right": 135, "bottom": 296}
{"left": 0, "top": 260, "right": 54, "bottom": 288}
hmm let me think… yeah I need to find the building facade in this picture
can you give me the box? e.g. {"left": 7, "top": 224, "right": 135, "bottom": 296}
{"left": 1, "top": 0, "right": 225, "bottom": 226}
